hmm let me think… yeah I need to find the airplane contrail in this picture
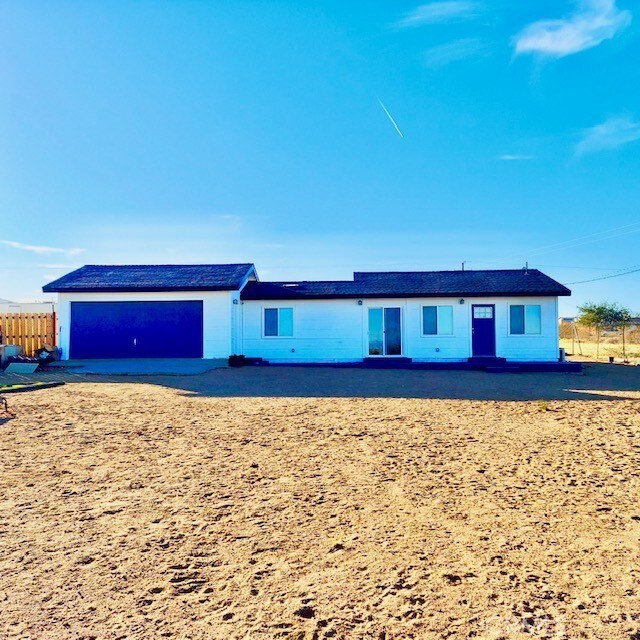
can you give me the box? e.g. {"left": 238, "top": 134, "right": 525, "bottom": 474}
{"left": 377, "top": 98, "right": 404, "bottom": 139}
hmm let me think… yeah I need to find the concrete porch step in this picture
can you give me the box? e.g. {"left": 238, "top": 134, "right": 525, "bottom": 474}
{"left": 467, "top": 356, "right": 507, "bottom": 366}
{"left": 362, "top": 357, "right": 414, "bottom": 369}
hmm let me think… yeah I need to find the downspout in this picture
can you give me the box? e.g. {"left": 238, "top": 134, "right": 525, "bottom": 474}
{"left": 231, "top": 291, "right": 240, "bottom": 356}
{"left": 51, "top": 300, "right": 57, "bottom": 347}
{"left": 555, "top": 296, "right": 559, "bottom": 360}
{"left": 236, "top": 266, "right": 256, "bottom": 356}
{"left": 239, "top": 298, "right": 244, "bottom": 356}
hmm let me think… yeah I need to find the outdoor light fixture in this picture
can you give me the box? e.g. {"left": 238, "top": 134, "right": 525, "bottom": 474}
{"left": 233, "top": 299, "right": 239, "bottom": 304}
{"left": 459, "top": 299, "right": 465, "bottom": 304}
{"left": 357, "top": 300, "right": 363, "bottom": 305}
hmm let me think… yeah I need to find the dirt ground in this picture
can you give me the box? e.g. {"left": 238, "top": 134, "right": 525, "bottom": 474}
{"left": 1, "top": 367, "right": 639, "bottom": 639}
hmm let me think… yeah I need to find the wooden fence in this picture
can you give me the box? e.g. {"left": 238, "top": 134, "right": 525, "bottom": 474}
{"left": 0, "top": 313, "right": 57, "bottom": 356}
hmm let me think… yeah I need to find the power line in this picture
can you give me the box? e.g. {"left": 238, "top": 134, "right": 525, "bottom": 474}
{"left": 566, "top": 265, "right": 640, "bottom": 285}
{"left": 533, "top": 264, "right": 626, "bottom": 271}
{"left": 474, "top": 219, "right": 640, "bottom": 266}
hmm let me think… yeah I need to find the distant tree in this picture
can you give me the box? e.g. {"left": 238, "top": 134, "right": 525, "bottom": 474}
{"left": 576, "top": 302, "right": 632, "bottom": 360}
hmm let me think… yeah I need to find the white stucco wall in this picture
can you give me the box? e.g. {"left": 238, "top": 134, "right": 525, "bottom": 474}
{"left": 56, "top": 290, "right": 238, "bottom": 359}
{"left": 241, "top": 296, "right": 560, "bottom": 362}
{"left": 241, "top": 299, "right": 366, "bottom": 362}
{"left": 54, "top": 291, "right": 560, "bottom": 362}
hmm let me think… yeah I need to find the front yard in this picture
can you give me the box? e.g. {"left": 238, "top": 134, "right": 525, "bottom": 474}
{"left": 1, "top": 369, "right": 639, "bottom": 639}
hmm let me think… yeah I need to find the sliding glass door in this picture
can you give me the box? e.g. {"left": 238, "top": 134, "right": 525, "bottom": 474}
{"left": 368, "top": 307, "right": 402, "bottom": 356}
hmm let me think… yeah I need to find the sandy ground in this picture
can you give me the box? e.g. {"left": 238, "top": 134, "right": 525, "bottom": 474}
{"left": 560, "top": 339, "right": 640, "bottom": 363}
{"left": 1, "top": 371, "right": 639, "bottom": 639}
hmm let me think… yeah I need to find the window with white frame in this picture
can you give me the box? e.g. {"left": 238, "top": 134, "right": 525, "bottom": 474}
{"left": 422, "top": 305, "right": 454, "bottom": 335}
{"left": 264, "top": 307, "right": 294, "bottom": 337}
{"left": 509, "top": 304, "right": 541, "bottom": 335}
{"left": 473, "top": 306, "right": 493, "bottom": 319}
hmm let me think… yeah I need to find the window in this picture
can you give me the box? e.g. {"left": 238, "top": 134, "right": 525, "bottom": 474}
{"left": 473, "top": 306, "right": 493, "bottom": 319}
{"left": 509, "top": 304, "right": 541, "bottom": 335}
{"left": 422, "top": 305, "right": 454, "bottom": 335}
{"left": 264, "top": 307, "right": 293, "bottom": 337}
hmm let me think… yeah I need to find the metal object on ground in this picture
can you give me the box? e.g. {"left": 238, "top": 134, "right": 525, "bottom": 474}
{"left": 4, "top": 362, "right": 39, "bottom": 374}
{"left": 0, "top": 344, "right": 24, "bottom": 365}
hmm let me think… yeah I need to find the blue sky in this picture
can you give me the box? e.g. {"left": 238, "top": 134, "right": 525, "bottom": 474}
{"left": 2, "top": 0, "right": 640, "bottom": 314}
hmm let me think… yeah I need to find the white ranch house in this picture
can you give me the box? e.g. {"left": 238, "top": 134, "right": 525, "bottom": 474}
{"left": 43, "top": 264, "right": 571, "bottom": 368}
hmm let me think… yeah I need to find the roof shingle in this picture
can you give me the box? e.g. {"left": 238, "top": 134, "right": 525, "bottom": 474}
{"left": 240, "top": 269, "right": 570, "bottom": 300}
{"left": 43, "top": 264, "right": 255, "bottom": 292}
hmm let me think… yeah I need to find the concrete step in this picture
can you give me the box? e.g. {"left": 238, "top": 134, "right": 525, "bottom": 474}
{"left": 467, "top": 356, "right": 507, "bottom": 365}
{"left": 362, "top": 357, "right": 413, "bottom": 369}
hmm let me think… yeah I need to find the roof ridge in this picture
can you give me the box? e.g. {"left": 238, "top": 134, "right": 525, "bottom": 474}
{"left": 267, "top": 279, "right": 353, "bottom": 285}
{"left": 354, "top": 268, "right": 541, "bottom": 274}
{"left": 80, "top": 263, "right": 254, "bottom": 267}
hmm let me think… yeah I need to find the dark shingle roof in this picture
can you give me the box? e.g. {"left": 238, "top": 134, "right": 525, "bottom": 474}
{"left": 43, "top": 264, "right": 255, "bottom": 293}
{"left": 241, "top": 269, "right": 570, "bottom": 300}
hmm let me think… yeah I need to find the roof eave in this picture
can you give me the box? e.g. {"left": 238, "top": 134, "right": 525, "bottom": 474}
{"left": 44, "top": 286, "right": 241, "bottom": 293}
{"left": 236, "top": 265, "right": 259, "bottom": 292}
{"left": 241, "top": 290, "right": 571, "bottom": 300}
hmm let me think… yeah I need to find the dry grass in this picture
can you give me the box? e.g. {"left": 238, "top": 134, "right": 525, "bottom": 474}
{"left": 1, "top": 382, "right": 639, "bottom": 639}
{"left": 561, "top": 339, "right": 640, "bottom": 362}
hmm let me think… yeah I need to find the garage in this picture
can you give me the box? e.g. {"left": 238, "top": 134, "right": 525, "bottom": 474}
{"left": 43, "top": 264, "right": 258, "bottom": 361}
{"left": 70, "top": 301, "right": 204, "bottom": 359}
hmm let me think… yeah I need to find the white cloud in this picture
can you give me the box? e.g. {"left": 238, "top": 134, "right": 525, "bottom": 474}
{"left": 423, "top": 38, "right": 487, "bottom": 68}
{"left": 498, "top": 154, "right": 535, "bottom": 161}
{"left": 1, "top": 240, "right": 85, "bottom": 256}
{"left": 514, "top": 0, "right": 631, "bottom": 58}
{"left": 576, "top": 115, "right": 640, "bottom": 155}
{"left": 41, "top": 263, "right": 81, "bottom": 269}
{"left": 396, "top": 1, "right": 478, "bottom": 27}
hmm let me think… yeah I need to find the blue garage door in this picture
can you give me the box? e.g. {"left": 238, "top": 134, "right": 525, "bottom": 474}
{"left": 70, "top": 301, "right": 204, "bottom": 359}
